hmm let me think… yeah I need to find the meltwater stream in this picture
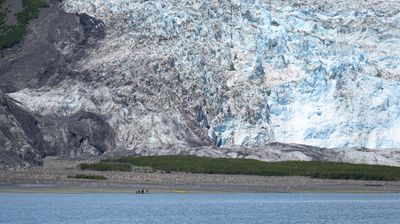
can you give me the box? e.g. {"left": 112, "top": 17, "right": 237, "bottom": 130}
{"left": 0, "top": 193, "right": 399, "bottom": 224}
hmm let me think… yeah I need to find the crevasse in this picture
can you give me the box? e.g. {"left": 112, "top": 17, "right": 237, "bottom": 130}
{"left": 12, "top": 0, "right": 400, "bottom": 149}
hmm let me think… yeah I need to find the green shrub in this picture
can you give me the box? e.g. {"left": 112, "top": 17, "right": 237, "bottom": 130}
{"left": 0, "top": 25, "right": 25, "bottom": 49}
{"left": 0, "top": 0, "right": 49, "bottom": 49}
{"left": 109, "top": 155, "right": 400, "bottom": 181}
{"left": 67, "top": 174, "right": 107, "bottom": 180}
{"left": 80, "top": 162, "right": 132, "bottom": 172}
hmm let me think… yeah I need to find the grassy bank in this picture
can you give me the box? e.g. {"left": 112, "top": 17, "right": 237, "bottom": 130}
{"left": 80, "top": 162, "right": 132, "bottom": 172}
{"left": 89, "top": 155, "right": 400, "bottom": 181}
{"left": 67, "top": 174, "right": 107, "bottom": 180}
{"left": 0, "top": 0, "right": 49, "bottom": 49}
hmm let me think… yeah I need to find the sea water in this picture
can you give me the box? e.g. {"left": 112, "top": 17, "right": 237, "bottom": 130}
{"left": 0, "top": 193, "right": 399, "bottom": 224}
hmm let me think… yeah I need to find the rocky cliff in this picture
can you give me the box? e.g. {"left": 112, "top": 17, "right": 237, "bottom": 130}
{"left": 0, "top": 0, "right": 116, "bottom": 168}
{"left": 1, "top": 0, "right": 400, "bottom": 168}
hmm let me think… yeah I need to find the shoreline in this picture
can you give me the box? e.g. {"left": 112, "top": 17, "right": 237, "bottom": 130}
{"left": 1, "top": 176, "right": 400, "bottom": 194}
{"left": 1, "top": 158, "right": 400, "bottom": 194}
{"left": 1, "top": 184, "right": 400, "bottom": 194}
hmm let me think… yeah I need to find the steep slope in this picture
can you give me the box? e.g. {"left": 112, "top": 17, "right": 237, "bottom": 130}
{"left": 0, "top": 91, "right": 116, "bottom": 169}
{"left": 0, "top": 93, "right": 43, "bottom": 168}
{"left": 0, "top": 0, "right": 116, "bottom": 168}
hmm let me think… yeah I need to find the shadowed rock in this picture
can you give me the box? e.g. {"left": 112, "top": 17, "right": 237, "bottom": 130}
{"left": 0, "top": 0, "right": 111, "bottom": 169}
{"left": 0, "top": 92, "right": 116, "bottom": 169}
{"left": 0, "top": 0, "right": 105, "bottom": 93}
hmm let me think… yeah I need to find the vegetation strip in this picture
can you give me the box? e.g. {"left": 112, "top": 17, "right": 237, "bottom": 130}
{"left": 90, "top": 155, "right": 400, "bottom": 181}
{"left": 67, "top": 174, "right": 107, "bottom": 180}
{"left": 80, "top": 162, "right": 132, "bottom": 172}
{"left": 0, "top": 0, "right": 49, "bottom": 49}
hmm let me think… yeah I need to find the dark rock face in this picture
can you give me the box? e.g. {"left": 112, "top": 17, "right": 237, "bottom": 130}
{"left": 40, "top": 112, "right": 116, "bottom": 158}
{"left": 78, "top": 13, "right": 106, "bottom": 46}
{"left": 0, "top": 1, "right": 105, "bottom": 93}
{"left": 0, "top": 1, "right": 111, "bottom": 169}
{"left": 0, "top": 94, "right": 44, "bottom": 169}
{"left": 0, "top": 92, "right": 116, "bottom": 169}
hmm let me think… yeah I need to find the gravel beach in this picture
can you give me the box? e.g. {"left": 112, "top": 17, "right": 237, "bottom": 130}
{"left": 1, "top": 157, "right": 400, "bottom": 193}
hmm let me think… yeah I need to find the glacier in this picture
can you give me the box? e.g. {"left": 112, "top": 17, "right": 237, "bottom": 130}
{"left": 8, "top": 0, "right": 400, "bottom": 151}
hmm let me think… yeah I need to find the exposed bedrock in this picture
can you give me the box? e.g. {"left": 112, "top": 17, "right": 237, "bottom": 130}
{"left": 0, "top": 93, "right": 44, "bottom": 169}
{"left": 105, "top": 142, "right": 400, "bottom": 167}
{"left": 0, "top": 0, "right": 115, "bottom": 168}
{"left": 0, "top": 0, "right": 105, "bottom": 93}
{"left": 0, "top": 92, "right": 116, "bottom": 169}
